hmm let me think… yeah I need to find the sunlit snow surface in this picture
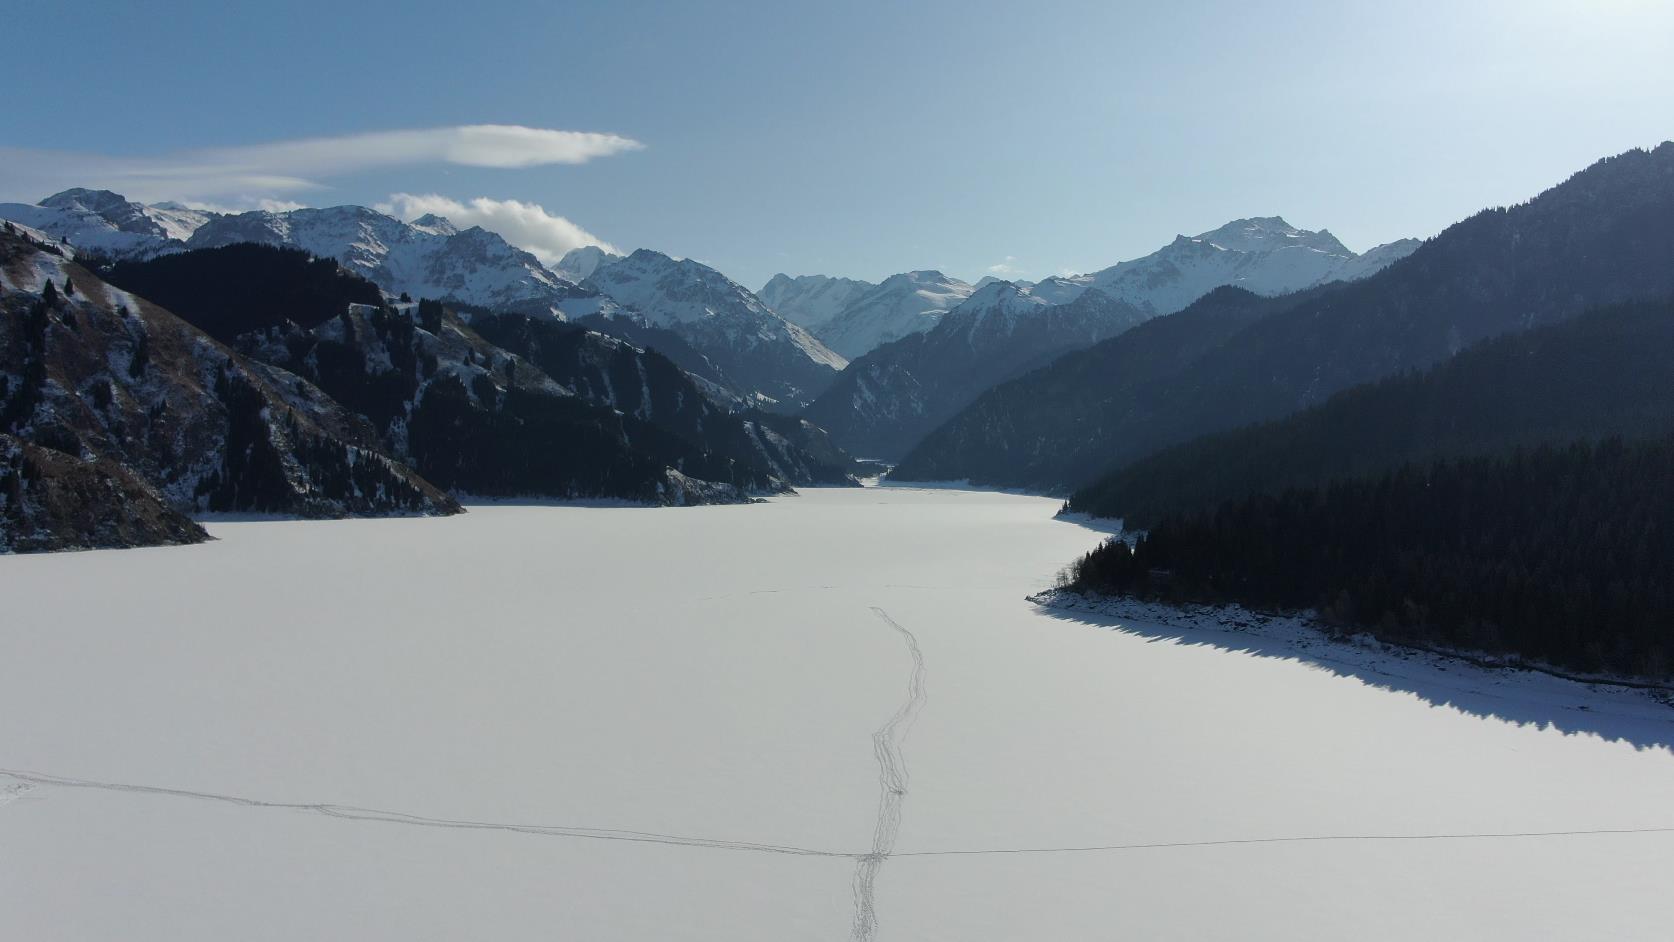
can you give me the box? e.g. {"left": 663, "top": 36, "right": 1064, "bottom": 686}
{"left": 2, "top": 485, "right": 1672, "bottom": 940}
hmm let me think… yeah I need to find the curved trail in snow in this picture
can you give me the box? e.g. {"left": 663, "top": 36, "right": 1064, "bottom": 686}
{"left": 850, "top": 606, "right": 928, "bottom": 941}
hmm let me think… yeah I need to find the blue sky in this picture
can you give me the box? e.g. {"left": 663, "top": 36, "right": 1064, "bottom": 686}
{"left": 4, "top": 0, "right": 1672, "bottom": 288}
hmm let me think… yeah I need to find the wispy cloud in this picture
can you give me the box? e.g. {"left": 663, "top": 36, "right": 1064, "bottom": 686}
{"left": 376, "top": 193, "right": 619, "bottom": 262}
{"left": 0, "top": 125, "right": 643, "bottom": 204}
{"left": 986, "top": 255, "right": 1023, "bottom": 277}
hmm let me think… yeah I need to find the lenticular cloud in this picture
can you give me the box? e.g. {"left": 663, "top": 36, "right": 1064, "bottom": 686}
{"left": 0, "top": 125, "right": 644, "bottom": 204}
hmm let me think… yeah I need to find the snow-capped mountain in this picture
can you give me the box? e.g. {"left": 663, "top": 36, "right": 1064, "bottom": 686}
{"left": 0, "top": 190, "right": 602, "bottom": 320}
{"left": 757, "top": 274, "right": 876, "bottom": 330}
{"left": 1070, "top": 217, "right": 1418, "bottom": 315}
{"left": 583, "top": 249, "right": 847, "bottom": 409}
{"left": 803, "top": 281, "right": 1147, "bottom": 459}
{"left": 800, "top": 270, "right": 974, "bottom": 359}
{"left": 1327, "top": 237, "right": 1424, "bottom": 283}
{"left": 186, "top": 205, "right": 589, "bottom": 318}
{"left": 0, "top": 189, "right": 216, "bottom": 259}
{"left": 555, "top": 245, "right": 623, "bottom": 282}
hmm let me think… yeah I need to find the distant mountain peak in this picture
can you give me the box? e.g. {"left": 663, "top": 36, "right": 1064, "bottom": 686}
{"left": 39, "top": 188, "right": 133, "bottom": 211}
{"left": 555, "top": 245, "right": 623, "bottom": 282}
{"left": 408, "top": 213, "right": 458, "bottom": 235}
{"left": 1190, "top": 217, "right": 1351, "bottom": 257}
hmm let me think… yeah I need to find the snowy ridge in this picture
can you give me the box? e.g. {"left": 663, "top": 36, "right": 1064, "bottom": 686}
{"left": 1071, "top": 217, "right": 1419, "bottom": 315}
{"left": 188, "top": 205, "right": 588, "bottom": 319}
{"left": 0, "top": 189, "right": 216, "bottom": 259}
{"left": 584, "top": 249, "right": 847, "bottom": 407}
{"left": 803, "top": 282, "right": 1147, "bottom": 459}
{"left": 555, "top": 245, "right": 624, "bottom": 282}
{"left": 758, "top": 273, "right": 877, "bottom": 330}
{"left": 802, "top": 270, "right": 974, "bottom": 359}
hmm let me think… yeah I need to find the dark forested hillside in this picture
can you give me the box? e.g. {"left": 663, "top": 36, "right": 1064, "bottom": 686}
{"left": 896, "top": 143, "right": 1674, "bottom": 491}
{"left": 0, "top": 226, "right": 459, "bottom": 534}
{"left": 891, "top": 285, "right": 1304, "bottom": 483}
{"left": 242, "top": 300, "right": 855, "bottom": 501}
{"left": 1067, "top": 437, "right": 1674, "bottom": 680}
{"left": 0, "top": 433, "right": 208, "bottom": 552}
{"left": 1068, "top": 297, "right": 1674, "bottom": 525}
{"left": 101, "top": 243, "right": 384, "bottom": 342}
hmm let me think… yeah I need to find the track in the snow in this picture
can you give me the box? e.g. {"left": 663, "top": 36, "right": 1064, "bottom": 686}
{"left": 849, "top": 606, "right": 928, "bottom": 941}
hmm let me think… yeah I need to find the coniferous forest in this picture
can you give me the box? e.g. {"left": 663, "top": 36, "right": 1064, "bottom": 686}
{"left": 1067, "top": 436, "right": 1674, "bottom": 680}
{"left": 1067, "top": 298, "right": 1674, "bottom": 526}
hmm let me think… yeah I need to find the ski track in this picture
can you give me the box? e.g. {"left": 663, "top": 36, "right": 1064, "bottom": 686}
{"left": 850, "top": 606, "right": 928, "bottom": 941}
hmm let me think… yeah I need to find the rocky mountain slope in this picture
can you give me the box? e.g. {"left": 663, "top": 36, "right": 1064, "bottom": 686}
{"left": 109, "top": 244, "right": 860, "bottom": 493}
{"left": 555, "top": 245, "right": 624, "bottom": 282}
{"left": 757, "top": 273, "right": 877, "bottom": 331}
{"left": 0, "top": 225, "right": 461, "bottom": 535}
{"left": 1072, "top": 217, "right": 1416, "bottom": 316}
{"left": 803, "top": 281, "right": 1147, "bottom": 459}
{"left": 894, "top": 143, "right": 1674, "bottom": 491}
{"left": 583, "top": 249, "right": 847, "bottom": 409}
{"left": 0, "top": 433, "right": 208, "bottom": 552}
{"left": 0, "top": 189, "right": 214, "bottom": 259}
{"left": 790, "top": 270, "right": 972, "bottom": 359}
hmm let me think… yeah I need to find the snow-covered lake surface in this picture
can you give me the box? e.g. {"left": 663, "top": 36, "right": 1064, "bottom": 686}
{"left": 3, "top": 484, "right": 1672, "bottom": 940}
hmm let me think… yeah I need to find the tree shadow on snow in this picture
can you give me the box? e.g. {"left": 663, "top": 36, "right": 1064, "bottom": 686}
{"left": 1036, "top": 598, "right": 1674, "bottom": 754}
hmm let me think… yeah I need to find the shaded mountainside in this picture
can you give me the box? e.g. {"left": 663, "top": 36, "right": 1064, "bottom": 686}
{"left": 101, "top": 243, "right": 385, "bottom": 342}
{"left": 891, "top": 285, "right": 1295, "bottom": 481}
{"left": 466, "top": 310, "right": 859, "bottom": 487}
{"left": 805, "top": 282, "right": 1149, "bottom": 460}
{"left": 240, "top": 303, "right": 738, "bottom": 502}
{"left": 896, "top": 143, "right": 1674, "bottom": 491}
{"left": 1066, "top": 436, "right": 1674, "bottom": 681}
{"left": 93, "top": 242, "right": 858, "bottom": 500}
{"left": 1, "top": 434, "right": 207, "bottom": 553}
{"left": 0, "top": 226, "right": 460, "bottom": 528}
{"left": 584, "top": 249, "right": 846, "bottom": 410}
{"left": 1068, "top": 297, "right": 1674, "bottom": 526}
{"left": 570, "top": 311, "right": 746, "bottom": 407}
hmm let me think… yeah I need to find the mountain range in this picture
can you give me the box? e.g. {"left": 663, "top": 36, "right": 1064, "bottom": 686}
{"left": 1067, "top": 295, "right": 1674, "bottom": 526}
{"left": 802, "top": 280, "right": 1148, "bottom": 459}
{"left": 580, "top": 249, "right": 847, "bottom": 409}
{"left": 759, "top": 218, "right": 1418, "bottom": 364}
{"left": 893, "top": 143, "right": 1674, "bottom": 490}
{"left": 0, "top": 222, "right": 864, "bottom": 550}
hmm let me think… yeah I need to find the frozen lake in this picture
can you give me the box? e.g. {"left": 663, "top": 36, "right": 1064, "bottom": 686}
{"left": 2, "top": 484, "right": 1672, "bottom": 940}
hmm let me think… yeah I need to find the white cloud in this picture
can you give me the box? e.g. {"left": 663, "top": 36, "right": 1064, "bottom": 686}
{"left": 180, "top": 197, "right": 311, "bottom": 214}
{"left": 376, "top": 193, "right": 619, "bottom": 263}
{"left": 0, "top": 125, "right": 643, "bottom": 204}
{"left": 986, "top": 255, "right": 1023, "bottom": 277}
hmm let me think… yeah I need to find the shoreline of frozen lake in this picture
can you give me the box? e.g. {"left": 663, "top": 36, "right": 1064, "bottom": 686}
{"left": 2, "top": 484, "right": 1672, "bottom": 940}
